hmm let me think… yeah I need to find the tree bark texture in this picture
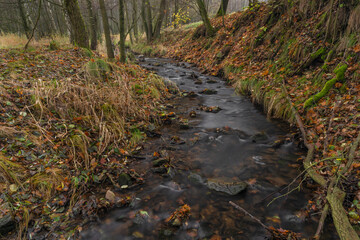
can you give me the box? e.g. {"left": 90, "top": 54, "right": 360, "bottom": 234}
{"left": 64, "top": 0, "right": 89, "bottom": 48}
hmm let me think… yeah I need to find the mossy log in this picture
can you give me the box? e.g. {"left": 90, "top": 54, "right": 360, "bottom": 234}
{"left": 304, "top": 63, "right": 347, "bottom": 109}
{"left": 304, "top": 144, "right": 360, "bottom": 240}
{"left": 327, "top": 188, "right": 359, "bottom": 240}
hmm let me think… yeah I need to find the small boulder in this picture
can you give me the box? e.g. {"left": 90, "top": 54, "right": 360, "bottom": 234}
{"left": 207, "top": 178, "right": 247, "bottom": 195}
{"left": 250, "top": 131, "right": 269, "bottom": 143}
{"left": 152, "top": 158, "right": 169, "bottom": 167}
{"left": 133, "top": 210, "right": 150, "bottom": 225}
{"left": 188, "top": 173, "right": 205, "bottom": 185}
{"left": 206, "top": 79, "right": 217, "bottom": 84}
{"left": 189, "top": 111, "right": 197, "bottom": 118}
{"left": 118, "top": 173, "right": 132, "bottom": 186}
{"left": 105, "top": 190, "right": 116, "bottom": 203}
{"left": 0, "top": 214, "right": 16, "bottom": 235}
{"left": 199, "top": 89, "right": 217, "bottom": 95}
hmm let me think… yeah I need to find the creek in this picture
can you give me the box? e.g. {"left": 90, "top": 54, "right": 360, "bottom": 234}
{"left": 81, "top": 57, "right": 337, "bottom": 240}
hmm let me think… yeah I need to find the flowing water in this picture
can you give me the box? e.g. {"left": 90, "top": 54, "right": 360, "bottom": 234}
{"left": 81, "top": 58, "right": 337, "bottom": 240}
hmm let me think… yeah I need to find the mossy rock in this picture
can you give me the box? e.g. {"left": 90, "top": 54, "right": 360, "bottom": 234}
{"left": 81, "top": 48, "right": 93, "bottom": 58}
{"left": 49, "top": 40, "right": 60, "bottom": 50}
{"left": 86, "top": 59, "right": 111, "bottom": 78}
{"left": 207, "top": 178, "right": 247, "bottom": 195}
{"left": 6, "top": 49, "right": 21, "bottom": 58}
{"left": 118, "top": 173, "right": 132, "bottom": 186}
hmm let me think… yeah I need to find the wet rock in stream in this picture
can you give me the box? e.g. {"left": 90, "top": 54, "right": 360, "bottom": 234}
{"left": 188, "top": 173, "right": 206, "bottom": 185}
{"left": 198, "top": 105, "right": 222, "bottom": 113}
{"left": 152, "top": 167, "right": 168, "bottom": 174}
{"left": 133, "top": 210, "right": 150, "bottom": 225}
{"left": 250, "top": 131, "right": 269, "bottom": 143}
{"left": 207, "top": 178, "right": 247, "bottom": 195}
{"left": 199, "top": 89, "right": 218, "bottom": 95}
{"left": 118, "top": 173, "right": 132, "bottom": 186}
{"left": 179, "top": 118, "right": 190, "bottom": 129}
{"left": 189, "top": 110, "right": 197, "bottom": 118}
{"left": 0, "top": 214, "right": 16, "bottom": 235}
{"left": 206, "top": 79, "right": 217, "bottom": 84}
{"left": 152, "top": 158, "right": 169, "bottom": 167}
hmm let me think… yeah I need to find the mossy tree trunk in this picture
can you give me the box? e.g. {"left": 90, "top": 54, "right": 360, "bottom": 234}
{"left": 119, "top": 0, "right": 126, "bottom": 63}
{"left": 99, "top": 0, "right": 114, "bottom": 59}
{"left": 86, "top": 0, "right": 98, "bottom": 50}
{"left": 64, "top": 0, "right": 89, "bottom": 48}
{"left": 196, "top": 0, "right": 215, "bottom": 37}
{"left": 216, "top": 0, "right": 229, "bottom": 17}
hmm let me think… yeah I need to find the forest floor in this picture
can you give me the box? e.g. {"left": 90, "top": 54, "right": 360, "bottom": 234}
{"left": 133, "top": 2, "right": 360, "bottom": 238}
{"left": 0, "top": 45, "right": 176, "bottom": 239}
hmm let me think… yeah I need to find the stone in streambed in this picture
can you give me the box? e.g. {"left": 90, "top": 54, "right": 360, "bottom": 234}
{"left": 250, "top": 131, "right": 269, "bottom": 143}
{"left": 105, "top": 190, "right": 116, "bottom": 203}
{"left": 152, "top": 167, "right": 168, "bottom": 174}
{"left": 207, "top": 178, "right": 247, "bottom": 195}
{"left": 133, "top": 210, "right": 150, "bottom": 225}
{"left": 0, "top": 214, "right": 16, "bottom": 235}
{"left": 199, "top": 89, "right": 217, "bottom": 95}
{"left": 206, "top": 79, "right": 217, "bottom": 84}
{"left": 189, "top": 111, "right": 197, "bottom": 118}
{"left": 152, "top": 158, "right": 169, "bottom": 167}
{"left": 188, "top": 173, "right": 205, "bottom": 185}
{"left": 118, "top": 173, "right": 132, "bottom": 186}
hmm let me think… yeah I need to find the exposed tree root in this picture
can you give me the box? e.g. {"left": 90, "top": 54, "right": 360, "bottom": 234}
{"left": 292, "top": 47, "right": 326, "bottom": 76}
{"left": 283, "top": 79, "right": 360, "bottom": 240}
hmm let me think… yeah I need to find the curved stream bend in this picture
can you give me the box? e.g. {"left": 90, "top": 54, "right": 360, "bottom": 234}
{"left": 81, "top": 57, "right": 337, "bottom": 240}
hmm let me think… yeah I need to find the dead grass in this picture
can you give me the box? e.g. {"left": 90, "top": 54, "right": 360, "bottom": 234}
{"left": 30, "top": 60, "right": 166, "bottom": 170}
{"left": 0, "top": 33, "right": 68, "bottom": 49}
{"left": 30, "top": 168, "right": 65, "bottom": 200}
{"left": 347, "top": 5, "right": 360, "bottom": 34}
{"left": 0, "top": 153, "right": 25, "bottom": 187}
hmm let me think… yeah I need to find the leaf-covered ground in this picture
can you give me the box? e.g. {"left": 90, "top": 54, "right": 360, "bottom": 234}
{"left": 0, "top": 46, "right": 171, "bottom": 239}
{"left": 143, "top": 1, "right": 360, "bottom": 231}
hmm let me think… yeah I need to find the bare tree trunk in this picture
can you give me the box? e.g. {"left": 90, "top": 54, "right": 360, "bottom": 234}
{"left": 173, "top": 0, "right": 179, "bottom": 28}
{"left": 99, "top": 0, "right": 114, "bottom": 59}
{"left": 153, "top": 0, "right": 166, "bottom": 40}
{"left": 86, "top": 0, "right": 98, "bottom": 50}
{"left": 18, "top": 0, "right": 31, "bottom": 38}
{"left": 43, "top": 1, "right": 57, "bottom": 36}
{"left": 25, "top": 0, "right": 42, "bottom": 50}
{"left": 216, "top": 0, "right": 229, "bottom": 17}
{"left": 132, "top": 0, "right": 139, "bottom": 41}
{"left": 119, "top": 0, "right": 126, "bottom": 63}
{"left": 145, "top": 0, "right": 153, "bottom": 42}
{"left": 64, "top": 0, "right": 89, "bottom": 48}
{"left": 125, "top": 1, "right": 133, "bottom": 44}
{"left": 196, "top": 0, "right": 215, "bottom": 37}
{"left": 141, "top": 0, "right": 149, "bottom": 41}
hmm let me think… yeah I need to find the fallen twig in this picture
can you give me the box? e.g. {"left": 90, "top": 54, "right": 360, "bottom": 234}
{"left": 229, "top": 201, "right": 269, "bottom": 231}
